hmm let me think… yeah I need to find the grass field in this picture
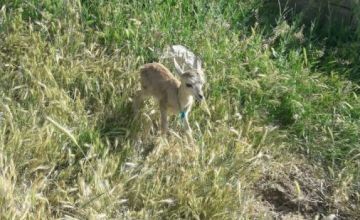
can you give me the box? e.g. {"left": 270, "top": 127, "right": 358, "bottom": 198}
{"left": 0, "top": 0, "right": 359, "bottom": 219}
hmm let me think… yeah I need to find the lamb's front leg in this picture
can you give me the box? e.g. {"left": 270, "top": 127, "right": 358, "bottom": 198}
{"left": 183, "top": 113, "right": 194, "bottom": 143}
{"left": 160, "top": 101, "right": 168, "bottom": 136}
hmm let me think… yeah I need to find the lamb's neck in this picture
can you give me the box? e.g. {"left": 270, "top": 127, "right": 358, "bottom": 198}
{"left": 178, "top": 85, "right": 193, "bottom": 112}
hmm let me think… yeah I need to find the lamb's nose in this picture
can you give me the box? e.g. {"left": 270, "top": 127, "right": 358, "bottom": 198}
{"left": 198, "top": 95, "right": 203, "bottom": 100}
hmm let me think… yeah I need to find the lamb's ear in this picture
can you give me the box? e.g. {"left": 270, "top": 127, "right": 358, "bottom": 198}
{"left": 173, "top": 57, "right": 184, "bottom": 75}
{"left": 195, "top": 57, "right": 202, "bottom": 71}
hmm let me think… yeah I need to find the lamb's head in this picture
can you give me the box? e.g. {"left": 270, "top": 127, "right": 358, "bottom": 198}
{"left": 180, "top": 69, "right": 205, "bottom": 101}
{"left": 173, "top": 56, "right": 206, "bottom": 101}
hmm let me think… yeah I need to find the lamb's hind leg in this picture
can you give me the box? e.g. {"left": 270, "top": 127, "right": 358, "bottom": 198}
{"left": 133, "top": 90, "right": 147, "bottom": 113}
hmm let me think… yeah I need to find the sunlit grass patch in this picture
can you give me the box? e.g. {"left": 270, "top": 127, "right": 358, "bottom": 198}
{"left": 0, "top": 0, "right": 359, "bottom": 219}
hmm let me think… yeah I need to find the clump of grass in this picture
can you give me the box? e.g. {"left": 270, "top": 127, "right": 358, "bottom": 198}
{"left": 0, "top": 0, "right": 359, "bottom": 219}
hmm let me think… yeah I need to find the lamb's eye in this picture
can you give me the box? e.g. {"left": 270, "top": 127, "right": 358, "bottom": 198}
{"left": 186, "top": 83, "right": 192, "bottom": 88}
